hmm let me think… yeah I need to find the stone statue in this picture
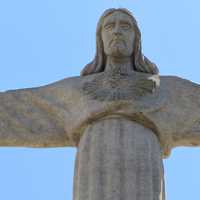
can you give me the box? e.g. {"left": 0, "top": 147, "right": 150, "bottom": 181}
{"left": 0, "top": 8, "right": 200, "bottom": 200}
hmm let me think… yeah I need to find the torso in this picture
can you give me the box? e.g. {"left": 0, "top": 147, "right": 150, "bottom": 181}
{"left": 73, "top": 116, "right": 165, "bottom": 200}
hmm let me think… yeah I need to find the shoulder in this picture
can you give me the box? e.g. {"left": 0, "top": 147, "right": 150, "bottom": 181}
{"left": 159, "top": 75, "right": 200, "bottom": 96}
{"left": 46, "top": 74, "right": 99, "bottom": 88}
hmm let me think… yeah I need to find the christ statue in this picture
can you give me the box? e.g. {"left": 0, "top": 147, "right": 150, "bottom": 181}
{"left": 0, "top": 8, "right": 200, "bottom": 200}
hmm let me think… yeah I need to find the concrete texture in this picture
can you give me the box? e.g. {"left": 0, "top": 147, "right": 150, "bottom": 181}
{"left": 0, "top": 8, "right": 199, "bottom": 200}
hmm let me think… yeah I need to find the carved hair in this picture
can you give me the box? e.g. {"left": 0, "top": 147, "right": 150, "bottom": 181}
{"left": 81, "top": 8, "right": 159, "bottom": 76}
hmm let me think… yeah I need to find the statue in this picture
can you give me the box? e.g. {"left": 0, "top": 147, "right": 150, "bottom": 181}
{"left": 0, "top": 8, "right": 200, "bottom": 200}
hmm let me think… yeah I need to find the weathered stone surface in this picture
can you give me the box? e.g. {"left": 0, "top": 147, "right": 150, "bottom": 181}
{"left": 0, "top": 7, "right": 200, "bottom": 200}
{"left": 82, "top": 71, "right": 155, "bottom": 101}
{"left": 1, "top": 73, "right": 199, "bottom": 155}
{"left": 74, "top": 117, "right": 165, "bottom": 200}
{"left": 0, "top": 72, "right": 199, "bottom": 200}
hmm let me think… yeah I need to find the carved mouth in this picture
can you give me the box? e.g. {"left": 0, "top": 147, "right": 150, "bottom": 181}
{"left": 109, "top": 38, "right": 126, "bottom": 47}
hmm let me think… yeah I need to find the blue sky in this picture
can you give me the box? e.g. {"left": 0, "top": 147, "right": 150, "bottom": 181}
{"left": 0, "top": 0, "right": 200, "bottom": 199}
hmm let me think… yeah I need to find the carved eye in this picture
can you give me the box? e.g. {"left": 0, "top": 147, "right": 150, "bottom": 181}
{"left": 104, "top": 23, "right": 115, "bottom": 30}
{"left": 120, "top": 23, "right": 131, "bottom": 30}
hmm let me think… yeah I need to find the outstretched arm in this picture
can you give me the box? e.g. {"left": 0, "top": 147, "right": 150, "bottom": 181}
{"left": 0, "top": 79, "right": 75, "bottom": 147}
{"left": 160, "top": 76, "right": 200, "bottom": 149}
{"left": 146, "top": 76, "right": 200, "bottom": 157}
{"left": 171, "top": 78, "right": 200, "bottom": 148}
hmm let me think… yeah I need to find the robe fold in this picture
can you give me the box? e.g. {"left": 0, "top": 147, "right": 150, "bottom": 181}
{"left": 0, "top": 71, "right": 199, "bottom": 200}
{"left": 74, "top": 116, "right": 165, "bottom": 200}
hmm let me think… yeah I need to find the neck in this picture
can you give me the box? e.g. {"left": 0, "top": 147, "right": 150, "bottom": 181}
{"left": 105, "top": 56, "right": 134, "bottom": 74}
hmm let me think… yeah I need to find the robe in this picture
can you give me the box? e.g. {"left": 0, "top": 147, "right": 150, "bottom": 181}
{"left": 74, "top": 116, "right": 165, "bottom": 200}
{"left": 0, "top": 71, "right": 199, "bottom": 200}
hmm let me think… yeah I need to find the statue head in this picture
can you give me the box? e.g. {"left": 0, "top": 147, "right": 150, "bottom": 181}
{"left": 81, "top": 8, "right": 159, "bottom": 76}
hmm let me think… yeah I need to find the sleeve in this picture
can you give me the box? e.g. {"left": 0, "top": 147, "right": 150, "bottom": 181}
{"left": 0, "top": 78, "right": 75, "bottom": 147}
{"left": 150, "top": 77, "right": 200, "bottom": 155}
{"left": 170, "top": 78, "right": 200, "bottom": 148}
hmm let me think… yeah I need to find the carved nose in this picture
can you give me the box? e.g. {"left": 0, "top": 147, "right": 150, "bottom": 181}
{"left": 113, "top": 31, "right": 122, "bottom": 36}
{"left": 113, "top": 26, "right": 122, "bottom": 36}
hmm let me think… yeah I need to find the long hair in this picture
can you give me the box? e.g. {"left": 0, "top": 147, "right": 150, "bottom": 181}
{"left": 81, "top": 8, "right": 159, "bottom": 76}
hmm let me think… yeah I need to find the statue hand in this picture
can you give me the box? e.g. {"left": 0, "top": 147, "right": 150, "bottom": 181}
{"left": 148, "top": 74, "right": 160, "bottom": 88}
{"left": 135, "top": 78, "right": 156, "bottom": 94}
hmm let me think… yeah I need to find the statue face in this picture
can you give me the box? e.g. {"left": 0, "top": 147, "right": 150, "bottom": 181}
{"left": 101, "top": 11, "right": 136, "bottom": 58}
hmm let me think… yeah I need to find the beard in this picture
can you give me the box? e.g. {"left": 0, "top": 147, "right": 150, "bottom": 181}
{"left": 107, "top": 40, "right": 130, "bottom": 57}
